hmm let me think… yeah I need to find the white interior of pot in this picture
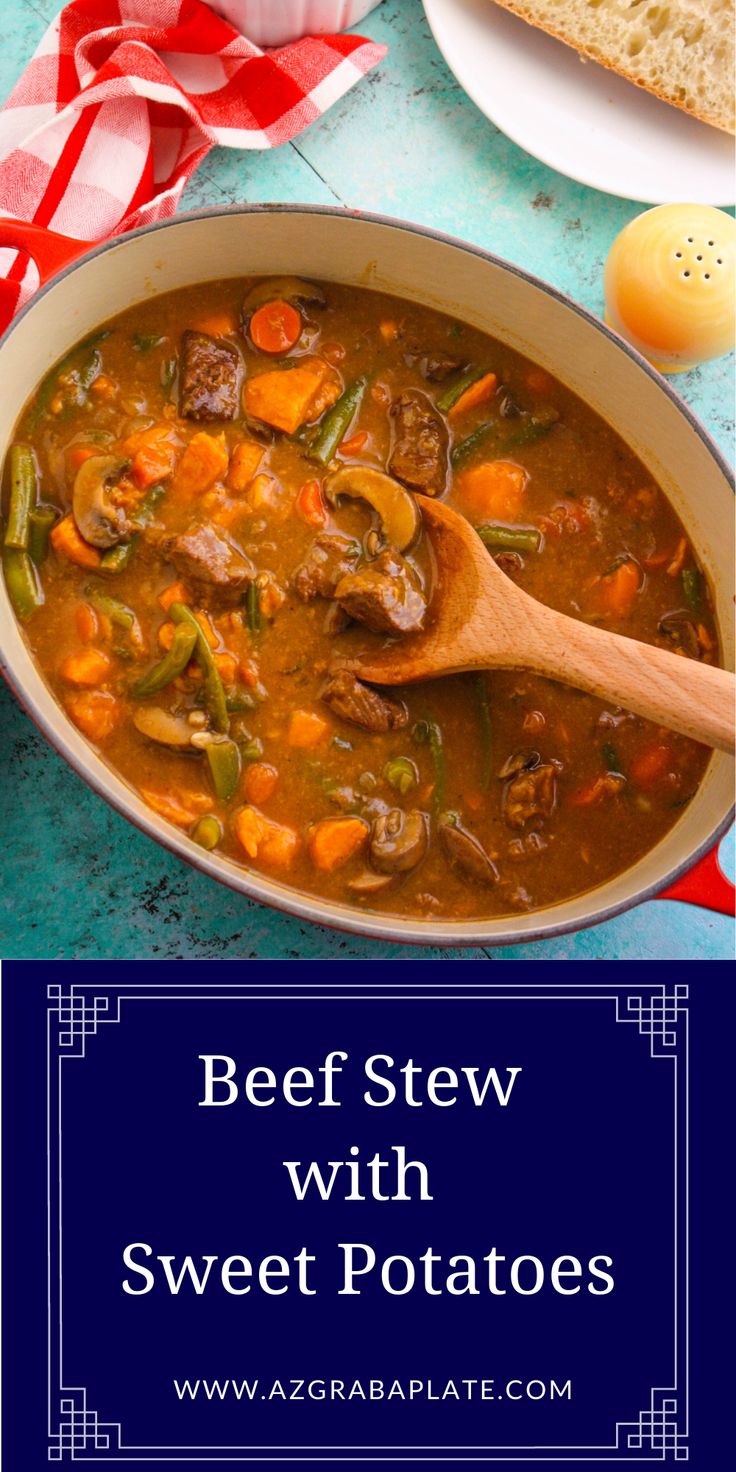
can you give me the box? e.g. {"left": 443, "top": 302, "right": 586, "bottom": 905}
{"left": 0, "top": 208, "right": 732, "bottom": 944}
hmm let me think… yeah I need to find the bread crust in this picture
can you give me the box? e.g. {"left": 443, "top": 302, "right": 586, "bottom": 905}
{"left": 490, "top": 0, "right": 735, "bottom": 134}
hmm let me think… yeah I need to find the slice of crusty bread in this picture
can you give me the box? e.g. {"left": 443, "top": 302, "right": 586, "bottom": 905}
{"left": 490, "top": 0, "right": 735, "bottom": 133}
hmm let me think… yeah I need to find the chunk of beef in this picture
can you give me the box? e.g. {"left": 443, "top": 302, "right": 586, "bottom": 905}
{"left": 335, "top": 549, "right": 426, "bottom": 635}
{"left": 292, "top": 533, "right": 361, "bottom": 602}
{"left": 503, "top": 764, "right": 557, "bottom": 830}
{"left": 438, "top": 817, "right": 499, "bottom": 886}
{"left": 162, "top": 523, "right": 254, "bottom": 594}
{"left": 321, "top": 670, "right": 408, "bottom": 733}
{"left": 179, "top": 331, "right": 242, "bottom": 421}
{"left": 389, "top": 390, "right": 448, "bottom": 496}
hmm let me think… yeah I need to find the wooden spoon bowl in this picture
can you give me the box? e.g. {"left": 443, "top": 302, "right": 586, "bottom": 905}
{"left": 343, "top": 498, "right": 735, "bottom": 754}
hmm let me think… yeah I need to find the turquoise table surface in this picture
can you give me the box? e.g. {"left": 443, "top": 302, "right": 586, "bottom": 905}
{"left": 0, "top": 0, "right": 733, "bottom": 960}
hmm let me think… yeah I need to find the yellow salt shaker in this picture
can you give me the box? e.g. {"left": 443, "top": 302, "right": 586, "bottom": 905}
{"left": 604, "top": 204, "right": 735, "bottom": 372}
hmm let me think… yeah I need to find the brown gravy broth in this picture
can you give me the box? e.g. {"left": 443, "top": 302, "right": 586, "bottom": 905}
{"left": 2, "top": 278, "right": 717, "bottom": 919}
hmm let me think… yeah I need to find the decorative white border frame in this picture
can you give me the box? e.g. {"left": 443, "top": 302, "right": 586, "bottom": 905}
{"left": 45, "top": 981, "right": 688, "bottom": 1462}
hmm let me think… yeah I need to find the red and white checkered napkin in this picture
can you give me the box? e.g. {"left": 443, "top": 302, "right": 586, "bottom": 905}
{"left": 0, "top": 0, "right": 386, "bottom": 324}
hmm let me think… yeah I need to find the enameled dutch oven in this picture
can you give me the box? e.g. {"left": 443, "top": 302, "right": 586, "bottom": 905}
{"left": 0, "top": 205, "right": 733, "bottom": 944}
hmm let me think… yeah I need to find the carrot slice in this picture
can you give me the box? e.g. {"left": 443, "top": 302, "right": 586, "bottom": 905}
{"left": 296, "top": 479, "right": 328, "bottom": 528}
{"left": 666, "top": 537, "right": 688, "bottom": 577}
{"left": 596, "top": 559, "right": 641, "bottom": 619}
{"left": 243, "top": 762, "right": 279, "bottom": 805}
{"left": 249, "top": 299, "right": 302, "bottom": 355}
{"left": 448, "top": 372, "right": 497, "bottom": 420}
{"left": 339, "top": 429, "right": 369, "bottom": 456}
{"left": 75, "top": 602, "right": 99, "bottom": 643}
{"left": 308, "top": 817, "right": 369, "bottom": 872}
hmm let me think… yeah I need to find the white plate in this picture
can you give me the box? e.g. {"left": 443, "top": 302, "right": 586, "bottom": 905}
{"left": 422, "top": 0, "right": 735, "bottom": 204}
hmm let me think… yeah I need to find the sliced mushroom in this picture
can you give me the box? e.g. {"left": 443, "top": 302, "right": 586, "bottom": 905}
{"left": 324, "top": 466, "right": 421, "bottom": 553}
{"left": 658, "top": 610, "right": 701, "bottom": 659}
{"left": 133, "top": 706, "right": 197, "bottom": 748}
{"left": 438, "top": 814, "right": 499, "bottom": 886}
{"left": 369, "top": 808, "right": 428, "bottom": 874}
{"left": 497, "top": 749, "right": 541, "bottom": 780}
{"left": 72, "top": 454, "right": 131, "bottom": 548}
{"left": 242, "top": 277, "right": 326, "bottom": 314}
{"left": 347, "top": 870, "right": 399, "bottom": 896}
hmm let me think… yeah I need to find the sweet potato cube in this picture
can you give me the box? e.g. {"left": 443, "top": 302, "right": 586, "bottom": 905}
{"left": 226, "top": 440, "right": 264, "bottom": 492}
{"left": 244, "top": 364, "right": 327, "bottom": 435}
{"left": 173, "top": 432, "right": 229, "bottom": 497}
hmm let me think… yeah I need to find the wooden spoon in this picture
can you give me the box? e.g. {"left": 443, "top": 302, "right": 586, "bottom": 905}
{"left": 343, "top": 498, "right": 735, "bottom": 754}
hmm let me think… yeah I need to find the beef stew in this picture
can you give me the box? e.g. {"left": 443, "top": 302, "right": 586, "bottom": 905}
{"left": 1, "top": 278, "right": 718, "bottom": 919}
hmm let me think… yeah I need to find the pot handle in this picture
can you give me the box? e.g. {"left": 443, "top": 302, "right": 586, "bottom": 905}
{"left": 0, "top": 217, "right": 90, "bottom": 321}
{"left": 656, "top": 840, "right": 735, "bottom": 916}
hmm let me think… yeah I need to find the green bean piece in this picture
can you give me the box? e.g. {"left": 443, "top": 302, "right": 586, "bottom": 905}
{"left": 681, "top": 567, "right": 702, "bottom": 613}
{"left": 191, "top": 814, "right": 223, "bottom": 850}
{"left": 226, "top": 692, "right": 256, "bottom": 712}
{"left": 170, "top": 602, "right": 229, "bottom": 734}
{"left": 474, "top": 674, "right": 492, "bottom": 791}
{"left": 436, "top": 366, "right": 490, "bottom": 413}
{"left": 421, "top": 716, "right": 445, "bottom": 817}
{"left": 131, "top": 622, "right": 198, "bottom": 697}
{"left": 77, "top": 349, "right": 102, "bottom": 393}
{"left": 133, "top": 333, "right": 164, "bottom": 352}
{"left": 89, "top": 590, "right": 135, "bottom": 630}
{"left": 205, "top": 738, "right": 241, "bottom": 802}
{"left": 451, "top": 407, "right": 559, "bottom": 468}
{"left": 240, "top": 736, "right": 264, "bottom": 762}
{"left": 503, "top": 408, "right": 559, "bottom": 450}
{"left": 100, "top": 537, "right": 137, "bottom": 574}
{"left": 131, "top": 482, "right": 167, "bottom": 528}
{"left": 383, "top": 755, "right": 418, "bottom": 795}
{"left": 476, "top": 522, "right": 541, "bottom": 555}
{"left": 2, "top": 545, "right": 44, "bottom": 620}
{"left": 247, "top": 580, "right": 261, "bottom": 636}
{"left": 5, "top": 445, "right": 36, "bottom": 550}
{"left": 161, "top": 357, "right": 177, "bottom": 393}
{"left": 100, "top": 486, "right": 166, "bottom": 572}
{"left": 450, "top": 420, "right": 496, "bottom": 467}
{"left": 28, "top": 331, "right": 110, "bottom": 427}
{"left": 309, "top": 376, "right": 367, "bottom": 466}
{"left": 602, "top": 742, "right": 623, "bottom": 775}
{"left": 27, "top": 505, "right": 58, "bottom": 566}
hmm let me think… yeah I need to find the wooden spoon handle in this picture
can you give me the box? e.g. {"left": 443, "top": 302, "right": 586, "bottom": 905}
{"left": 531, "top": 606, "right": 735, "bottom": 753}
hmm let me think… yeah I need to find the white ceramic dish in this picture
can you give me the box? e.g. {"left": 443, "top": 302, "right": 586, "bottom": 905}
{"left": 422, "top": 0, "right": 735, "bottom": 205}
{"left": 0, "top": 205, "right": 732, "bottom": 945}
{"left": 209, "top": 0, "right": 382, "bottom": 46}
